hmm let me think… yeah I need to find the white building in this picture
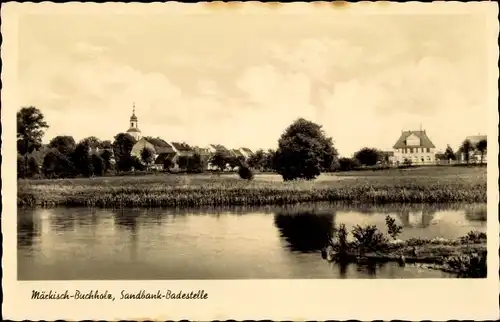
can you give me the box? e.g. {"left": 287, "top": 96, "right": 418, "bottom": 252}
{"left": 392, "top": 129, "right": 436, "bottom": 165}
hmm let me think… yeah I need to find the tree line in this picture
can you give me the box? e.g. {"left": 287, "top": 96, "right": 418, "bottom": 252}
{"left": 17, "top": 105, "right": 486, "bottom": 182}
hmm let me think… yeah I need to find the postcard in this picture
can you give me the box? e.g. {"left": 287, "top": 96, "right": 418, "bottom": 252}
{"left": 2, "top": 1, "right": 499, "bottom": 320}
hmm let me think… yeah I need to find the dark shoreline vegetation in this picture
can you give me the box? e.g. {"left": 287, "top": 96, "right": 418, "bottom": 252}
{"left": 321, "top": 217, "right": 487, "bottom": 278}
{"left": 18, "top": 166, "right": 486, "bottom": 208}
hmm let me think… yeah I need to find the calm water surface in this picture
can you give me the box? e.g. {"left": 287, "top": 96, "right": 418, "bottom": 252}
{"left": 18, "top": 203, "right": 487, "bottom": 280}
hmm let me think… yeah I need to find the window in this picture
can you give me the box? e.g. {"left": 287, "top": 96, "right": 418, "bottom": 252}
{"left": 410, "top": 148, "right": 413, "bottom": 153}
{"left": 426, "top": 148, "right": 430, "bottom": 153}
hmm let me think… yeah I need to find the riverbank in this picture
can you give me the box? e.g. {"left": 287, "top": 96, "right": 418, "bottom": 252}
{"left": 18, "top": 166, "right": 486, "bottom": 208}
{"left": 322, "top": 230, "right": 487, "bottom": 278}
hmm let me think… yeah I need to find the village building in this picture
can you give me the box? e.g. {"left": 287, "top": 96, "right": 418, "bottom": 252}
{"left": 131, "top": 137, "right": 177, "bottom": 170}
{"left": 459, "top": 134, "right": 487, "bottom": 163}
{"left": 239, "top": 147, "right": 254, "bottom": 159}
{"left": 392, "top": 129, "right": 436, "bottom": 165}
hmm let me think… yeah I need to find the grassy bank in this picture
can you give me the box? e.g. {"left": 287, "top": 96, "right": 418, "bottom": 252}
{"left": 18, "top": 166, "right": 487, "bottom": 208}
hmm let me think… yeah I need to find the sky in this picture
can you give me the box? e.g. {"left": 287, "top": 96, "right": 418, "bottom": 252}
{"left": 18, "top": 6, "right": 493, "bottom": 156}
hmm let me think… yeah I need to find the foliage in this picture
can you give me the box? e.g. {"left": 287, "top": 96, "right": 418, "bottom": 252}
{"left": 351, "top": 225, "right": 388, "bottom": 255}
{"left": 71, "top": 140, "right": 94, "bottom": 177}
{"left": 42, "top": 150, "right": 75, "bottom": 179}
{"left": 163, "top": 158, "right": 174, "bottom": 171}
{"left": 210, "top": 151, "right": 229, "bottom": 171}
{"left": 177, "top": 155, "right": 190, "bottom": 170}
{"left": 445, "top": 252, "right": 486, "bottom": 278}
{"left": 187, "top": 153, "right": 207, "bottom": 173}
{"left": 17, "top": 106, "right": 49, "bottom": 155}
{"left": 459, "top": 139, "right": 473, "bottom": 164}
{"left": 82, "top": 136, "right": 101, "bottom": 150}
{"left": 140, "top": 147, "right": 155, "bottom": 168}
{"left": 132, "top": 156, "right": 146, "bottom": 171}
{"left": 112, "top": 133, "right": 137, "bottom": 172}
{"left": 48, "top": 135, "right": 76, "bottom": 156}
{"left": 274, "top": 118, "right": 337, "bottom": 181}
{"left": 248, "top": 149, "right": 266, "bottom": 170}
{"left": 100, "top": 149, "right": 114, "bottom": 171}
{"left": 238, "top": 163, "right": 254, "bottom": 180}
{"left": 101, "top": 140, "right": 113, "bottom": 149}
{"left": 263, "top": 149, "right": 277, "bottom": 172}
{"left": 354, "top": 147, "right": 381, "bottom": 166}
{"left": 460, "top": 230, "right": 487, "bottom": 243}
{"left": 91, "top": 153, "right": 106, "bottom": 176}
{"left": 385, "top": 215, "right": 403, "bottom": 240}
{"left": 338, "top": 157, "right": 360, "bottom": 172}
{"left": 476, "top": 139, "right": 487, "bottom": 164}
{"left": 444, "top": 145, "right": 456, "bottom": 161}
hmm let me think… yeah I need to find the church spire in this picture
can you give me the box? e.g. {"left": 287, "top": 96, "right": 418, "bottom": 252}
{"left": 130, "top": 102, "right": 138, "bottom": 121}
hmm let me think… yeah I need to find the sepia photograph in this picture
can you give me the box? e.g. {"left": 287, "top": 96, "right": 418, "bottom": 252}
{"left": 3, "top": 1, "right": 499, "bottom": 320}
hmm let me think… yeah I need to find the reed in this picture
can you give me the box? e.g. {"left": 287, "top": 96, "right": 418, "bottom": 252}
{"left": 18, "top": 166, "right": 487, "bottom": 208}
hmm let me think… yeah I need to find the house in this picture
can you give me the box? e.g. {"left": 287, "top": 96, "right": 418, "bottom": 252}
{"left": 392, "top": 129, "right": 436, "bottom": 165}
{"left": 131, "top": 137, "right": 177, "bottom": 170}
{"left": 170, "top": 142, "right": 194, "bottom": 158}
{"left": 459, "top": 134, "right": 487, "bottom": 163}
{"left": 230, "top": 149, "right": 245, "bottom": 159}
{"left": 207, "top": 144, "right": 231, "bottom": 155}
{"left": 239, "top": 147, "right": 254, "bottom": 159}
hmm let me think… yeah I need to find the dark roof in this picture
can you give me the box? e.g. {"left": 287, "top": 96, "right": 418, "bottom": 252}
{"left": 240, "top": 147, "right": 253, "bottom": 155}
{"left": 144, "top": 137, "right": 175, "bottom": 154}
{"left": 393, "top": 130, "right": 435, "bottom": 149}
{"left": 130, "top": 113, "right": 138, "bottom": 121}
{"left": 210, "top": 144, "right": 229, "bottom": 153}
{"left": 231, "top": 149, "right": 244, "bottom": 157}
{"left": 171, "top": 142, "right": 193, "bottom": 152}
{"left": 127, "top": 127, "right": 141, "bottom": 133}
{"left": 154, "top": 152, "right": 176, "bottom": 164}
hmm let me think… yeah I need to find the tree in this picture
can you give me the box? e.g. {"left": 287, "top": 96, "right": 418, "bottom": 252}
{"left": 354, "top": 147, "right": 381, "bottom": 166}
{"left": 248, "top": 149, "right": 266, "bottom": 170}
{"left": 140, "top": 147, "right": 155, "bottom": 170}
{"left": 71, "top": 140, "right": 94, "bottom": 177}
{"left": 177, "top": 155, "right": 190, "bottom": 170}
{"left": 100, "top": 149, "right": 114, "bottom": 173}
{"left": 82, "top": 136, "right": 101, "bottom": 150}
{"left": 91, "top": 154, "right": 106, "bottom": 176}
{"left": 17, "top": 106, "right": 49, "bottom": 177}
{"left": 163, "top": 157, "right": 174, "bottom": 172}
{"left": 17, "top": 106, "right": 49, "bottom": 155}
{"left": 274, "top": 118, "right": 337, "bottom": 181}
{"left": 459, "top": 139, "right": 473, "bottom": 164}
{"left": 112, "top": 133, "right": 137, "bottom": 172}
{"left": 444, "top": 145, "right": 456, "bottom": 161}
{"left": 48, "top": 135, "right": 76, "bottom": 156}
{"left": 187, "top": 153, "right": 206, "bottom": 173}
{"left": 101, "top": 140, "right": 113, "bottom": 149}
{"left": 338, "top": 157, "right": 360, "bottom": 172}
{"left": 476, "top": 139, "right": 487, "bottom": 164}
{"left": 210, "top": 151, "right": 229, "bottom": 171}
{"left": 42, "top": 150, "right": 75, "bottom": 178}
{"left": 263, "top": 149, "right": 277, "bottom": 171}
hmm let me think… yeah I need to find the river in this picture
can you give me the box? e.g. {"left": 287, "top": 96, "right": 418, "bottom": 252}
{"left": 17, "top": 203, "right": 487, "bottom": 280}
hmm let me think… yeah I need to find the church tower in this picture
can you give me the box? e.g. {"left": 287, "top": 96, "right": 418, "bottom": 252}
{"left": 126, "top": 102, "right": 142, "bottom": 141}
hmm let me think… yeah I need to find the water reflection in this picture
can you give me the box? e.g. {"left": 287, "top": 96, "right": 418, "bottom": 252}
{"left": 18, "top": 202, "right": 485, "bottom": 280}
{"left": 17, "top": 211, "right": 39, "bottom": 247}
{"left": 273, "top": 211, "right": 335, "bottom": 253}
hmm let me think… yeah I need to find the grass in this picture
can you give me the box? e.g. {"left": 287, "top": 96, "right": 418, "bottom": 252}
{"left": 18, "top": 165, "right": 487, "bottom": 208}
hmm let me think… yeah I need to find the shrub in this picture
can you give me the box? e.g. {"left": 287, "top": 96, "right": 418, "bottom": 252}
{"left": 338, "top": 157, "right": 360, "bottom": 172}
{"left": 238, "top": 163, "right": 254, "bottom": 180}
{"left": 385, "top": 215, "right": 403, "bottom": 240}
{"left": 351, "top": 225, "right": 388, "bottom": 255}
